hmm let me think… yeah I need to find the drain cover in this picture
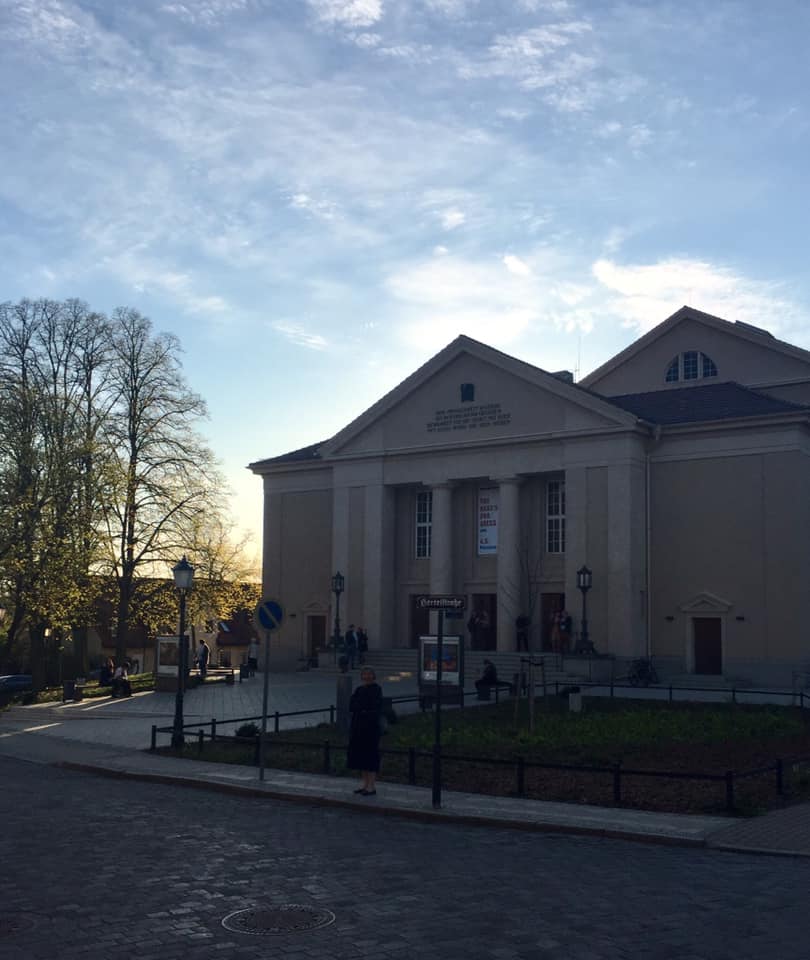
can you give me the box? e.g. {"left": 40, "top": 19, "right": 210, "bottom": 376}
{"left": 0, "top": 915, "right": 36, "bottom": 938}
{"left": 222, "top": 905, "right": 336, "bottom": 935}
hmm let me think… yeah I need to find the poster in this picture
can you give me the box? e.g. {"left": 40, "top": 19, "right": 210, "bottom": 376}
{"left": 478, "top": 487, "right": 499, "bottom": 555}
{"left": 156, "top": 636, "right": 181, "bottom": 675}
{"left": 419, "top": 635, "right": 462, "bottom": 685}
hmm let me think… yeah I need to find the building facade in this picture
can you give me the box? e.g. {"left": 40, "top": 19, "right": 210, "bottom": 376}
{"left": 250, "top": 307, "right": 810, "bottom": 684}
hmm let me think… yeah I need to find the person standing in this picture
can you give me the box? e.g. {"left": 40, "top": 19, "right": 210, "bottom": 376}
{"left": 558, "top": 609, "right": 572, "bottom": 655}
{"left": 347, "top": 667, "right": 383, "bottom": 796}
{"left": 357, "top": 627, "right": 369, "bottom": 665}
{"left": 247, "top": 637, "right": 259, "bottom": 677}
{"left": 344, "top": 625, "right": 358, "bottom": 669}
{"left": 197, "top": 639, "right": 211, "bottom": 680}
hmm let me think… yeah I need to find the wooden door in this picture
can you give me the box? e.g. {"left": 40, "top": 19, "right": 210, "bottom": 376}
{"left": 693, "top": 617, "right": 722, "bottom": 674}
{"left": 471, "top": 593, "right": 497, "bottom": 650}
{"left": 307, "top": 615, "right": 326, "bottom": 657}
{"left": 541, "top": 593, "right": 565, "bottom": 651}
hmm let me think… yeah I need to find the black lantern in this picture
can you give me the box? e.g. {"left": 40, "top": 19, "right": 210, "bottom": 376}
{"left": 171, "top": 555, "right": 195, "bottom": 748}
{"left": 331, "top": 571, "right": 345, "bottom": 664}
{"left": 576, "top": 565, "right": 593, "bottom": 655}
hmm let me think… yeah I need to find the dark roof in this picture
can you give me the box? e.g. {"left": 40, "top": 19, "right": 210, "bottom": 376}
{"left": 606, "top": 382, "right": 808, "bottom": 425}
{"left": 254, "top": 441, "right": 325, "bottom": 466}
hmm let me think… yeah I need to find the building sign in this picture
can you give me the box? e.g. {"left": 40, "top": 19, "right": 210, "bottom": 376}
{"left": 478, "top": 487, "right": 499, "bottom": 555}
{"left": 419, "top": 636, "right": 462, "bottom": 685}
{"left": 426, "top": 403, "right": 512, "bottom": 434}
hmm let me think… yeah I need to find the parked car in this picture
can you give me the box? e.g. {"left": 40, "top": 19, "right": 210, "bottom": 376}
{"left": 0, "top": 674, "right": 33, "bottom": 692}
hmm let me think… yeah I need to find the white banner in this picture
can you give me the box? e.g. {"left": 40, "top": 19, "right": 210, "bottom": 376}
{"left": 477, "top": 487, "right": 499, "bottom": 555}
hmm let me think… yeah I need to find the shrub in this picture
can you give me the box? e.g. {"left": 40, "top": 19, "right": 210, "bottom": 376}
{"left": 235, "top": 722, "right": 260, "bottom": 739}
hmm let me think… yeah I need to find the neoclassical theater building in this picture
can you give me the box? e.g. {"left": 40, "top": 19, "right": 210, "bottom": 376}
{"left": 249, "top": 306, "right": 810, "bottom": 684}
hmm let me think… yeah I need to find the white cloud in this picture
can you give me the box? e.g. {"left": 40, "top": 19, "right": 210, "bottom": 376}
{"left": 289, "top": 192, "right": 337, "bottom": 220}
{"left": 440, "top": 207, "right": 466, "bottom": 230}
{"left": 308, "top": 0, "right": 383, "bottom": 28}
{"left": 161, "top": 1, "right": 250, "bottom": 25}
{"left": 271, "top": 321, "right": 329, "bottom": 350}
{"left": 503, "top": 254, "right": 531, "bottom": 276}
{"left": 592, "top": 257, "right": 801, "bottom": 334}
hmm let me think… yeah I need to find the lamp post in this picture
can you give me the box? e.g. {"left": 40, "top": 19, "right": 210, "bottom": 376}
{"left": 331, "top": 571, "right": 345, "bottom": 665}
{"left": 576, "top": 565, "right": 592, "bottom": 655}
{"left": 171, "top": 555, "right": 195, "bottom": 749}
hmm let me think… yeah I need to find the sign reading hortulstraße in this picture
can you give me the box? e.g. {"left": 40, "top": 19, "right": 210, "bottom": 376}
{"left": 426, "top": 403, "right": 512, "bottom": 434}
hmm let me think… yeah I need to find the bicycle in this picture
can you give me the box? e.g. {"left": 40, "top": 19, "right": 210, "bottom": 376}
{"left": 628, "top": 657, "right": 659, "bottom": 687}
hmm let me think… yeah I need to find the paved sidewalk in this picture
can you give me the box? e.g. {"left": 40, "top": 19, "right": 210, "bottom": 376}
{"left": 3, "top": 672, "right": 810, "bottom": 857}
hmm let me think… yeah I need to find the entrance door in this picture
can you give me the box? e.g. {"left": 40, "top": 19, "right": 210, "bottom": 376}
{"left": 470, "top": 594, "right": 497, "bottom": 650}
{"left": 410, "top": 595, "right": 430, "bottom": 649}
{"left": 306, "top": 615, "right": 326, "bottom": 658}
{"left": 693, "top": 617, "right": 722, "bottom": 674}
{"left": 541, "top": 593, "right": 565, "bottom": 651}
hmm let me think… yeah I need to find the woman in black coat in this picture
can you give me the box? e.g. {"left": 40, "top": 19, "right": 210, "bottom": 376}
{"left": 347, "top": 667, "right": 383, "bottom": 796}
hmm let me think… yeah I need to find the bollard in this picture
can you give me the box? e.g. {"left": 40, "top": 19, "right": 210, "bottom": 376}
{"left": 150, "top": 725, "right": 157, "bottom": 751}
{"left": 274, "top": 711, "right": 280, "bottom": 734}
{"left": 198, "top": 729, "right": 204, "bottom": 754}
{"left": 211, "top": 718, "right": 217, "bottom": 742}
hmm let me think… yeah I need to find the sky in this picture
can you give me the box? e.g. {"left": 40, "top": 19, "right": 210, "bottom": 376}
{"left": 2, "top": 0, "right": 809, "bottom": 548}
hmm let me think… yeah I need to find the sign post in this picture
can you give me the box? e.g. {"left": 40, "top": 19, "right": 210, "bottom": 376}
{"left": 254, "top": 598, "right": 284, "bottom": 781}
{"left": 416, "top": 595, "right": 466, "bottom": 808}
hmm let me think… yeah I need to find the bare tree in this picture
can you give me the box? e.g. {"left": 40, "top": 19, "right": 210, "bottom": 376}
{"left": 102, "top": 307, "right": 221, "bottom": 664}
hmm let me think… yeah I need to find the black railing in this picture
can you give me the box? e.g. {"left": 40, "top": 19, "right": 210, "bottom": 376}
{"left": 149, "top": 681, "right": 810, "bottom": 812}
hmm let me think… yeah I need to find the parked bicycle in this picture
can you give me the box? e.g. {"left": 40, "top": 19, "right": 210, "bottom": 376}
{"left": 628, "top": 657, "right": 659, "bottom": 687}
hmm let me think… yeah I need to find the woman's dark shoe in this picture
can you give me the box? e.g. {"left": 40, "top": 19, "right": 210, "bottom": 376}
{"left": 353, "top": 787, "right": 366, "bottom": 794}
{"left": 361, "top": 789, "right": 376, "bottom": 796}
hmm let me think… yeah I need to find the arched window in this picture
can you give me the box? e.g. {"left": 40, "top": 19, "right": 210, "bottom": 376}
{"left": 664, "top": 352, "right": 718, "bottom": 383}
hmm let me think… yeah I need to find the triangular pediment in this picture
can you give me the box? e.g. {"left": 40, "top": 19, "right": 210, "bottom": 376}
{"left": 582, "top": 305, "right": 810, "bottom": 397}
{"left": 680, "top": 591, "right": 733, "bottom": 613}
{"left": 322, "top": 336, "right": 641, "bottom": 459}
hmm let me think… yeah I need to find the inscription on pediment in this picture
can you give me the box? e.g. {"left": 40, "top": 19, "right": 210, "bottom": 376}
{"left": 427, "top": 402, "right": 512, "bottom": 434}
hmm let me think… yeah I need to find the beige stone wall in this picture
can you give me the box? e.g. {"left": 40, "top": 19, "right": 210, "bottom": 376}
{"left": 649, "top": 446, "right": 810, "bottom": 677}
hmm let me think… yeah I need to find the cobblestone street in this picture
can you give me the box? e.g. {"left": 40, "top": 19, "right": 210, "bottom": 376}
{"left": 1, "top": 757, "right": 808, "bottom": 960}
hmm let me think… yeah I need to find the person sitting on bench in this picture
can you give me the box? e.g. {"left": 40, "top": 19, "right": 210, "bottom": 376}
{"left": 475, "top": 659, "right": 498, "bottom": 698}
{"left": 111, "top": 661, "right": 132, "bottom": 698}
{"left": 99, "top": 658, "right": 115, "bottom": 687}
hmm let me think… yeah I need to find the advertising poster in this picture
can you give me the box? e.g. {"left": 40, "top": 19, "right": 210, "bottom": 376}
{"left": 419, "top": 635, "right": 462, "bottom": 685}
{"left": 478, "top": 487, "right": 499, "bottom": 555}
{"left": 156, "top": 636, "right": 181, "bottom": 676}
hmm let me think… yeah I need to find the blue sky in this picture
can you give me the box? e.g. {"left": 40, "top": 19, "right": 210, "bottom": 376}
{"left": 2, "top": 0, "right": 809, "bottom": 544}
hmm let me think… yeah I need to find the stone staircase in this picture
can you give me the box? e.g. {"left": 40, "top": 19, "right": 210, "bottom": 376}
{"left": 351, "top": 649, "right": 589, "bottom": 690}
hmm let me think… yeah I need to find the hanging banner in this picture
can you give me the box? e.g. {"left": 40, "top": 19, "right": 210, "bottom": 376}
{"left": 477, "top": 487, "right": 499, "bottom": 555}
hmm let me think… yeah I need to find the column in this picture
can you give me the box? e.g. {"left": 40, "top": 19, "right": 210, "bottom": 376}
{"left": 564, "top": 466, "right": 588, "bottom": 638}
{"left": 607, "top": 460, "right": 646, "bottom": 658}
{"left": 363, "top": 484, "right": 395, "bottom": 650}
{"left": 429, "top": 482, "right": 455, "bottom": 631}
{"left": 495, "top": 476, "right": 523, "bottom": 651}
{"left": 331, "top": 486, "right": 350, "bottom": 638}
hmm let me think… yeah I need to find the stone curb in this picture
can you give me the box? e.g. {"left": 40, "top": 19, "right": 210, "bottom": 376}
{"left": 56, "top": 759, "right": 708, "bottom": 850}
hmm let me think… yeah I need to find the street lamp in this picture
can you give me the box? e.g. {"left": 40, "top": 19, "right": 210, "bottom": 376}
{"left": 331, "top": 571, "right": 345, "bottom": 665}
{"left": 576, "top": 565, "right": 592, "bottom": 655}
{"left": 171, "top": 555, "right": 195, "bottom": 749}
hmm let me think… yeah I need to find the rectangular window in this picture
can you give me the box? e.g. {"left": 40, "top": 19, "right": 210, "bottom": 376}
{"left": 683, "top": 350, "right": 698, "bottom": 380}
{"left": 415, "top": 490, "right": 432, "bottom": 558}
{"left": 546, "top": 480, "right": 566, "bottom": 554}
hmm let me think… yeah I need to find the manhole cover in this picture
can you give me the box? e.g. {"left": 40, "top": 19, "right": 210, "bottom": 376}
{"left": 222, "top": 905, "right": 336, "bottom": 935}
{"left": 0, "top": 915, "right": 36, "bottom": 938}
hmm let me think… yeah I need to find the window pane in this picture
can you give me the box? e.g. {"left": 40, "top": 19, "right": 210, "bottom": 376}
{"left": 683, "top": 351, "right": 698, "bottom": 379}
{"left": 702, "top": 353, "right": 717, "bottom": 377}
{"left": 665, "top": 357, "right": 679, "bottom": 382}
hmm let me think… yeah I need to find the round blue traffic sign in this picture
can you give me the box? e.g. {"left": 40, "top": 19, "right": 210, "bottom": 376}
{"left": 255, "top": 599, "right": 284, "bottom": 632}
